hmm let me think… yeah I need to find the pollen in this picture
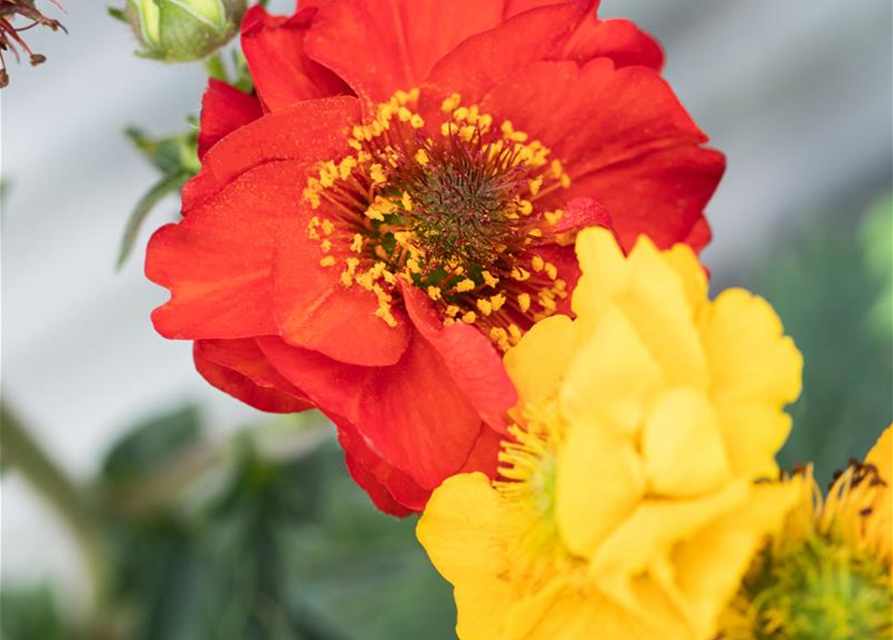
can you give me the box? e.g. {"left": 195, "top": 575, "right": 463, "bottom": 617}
{"left": 456, "top": 278, "right": 476, "bottom": 293}
{"left": 544, "top": 209, "right": 564, "bottom": 226}
{"left": 476, "top": 299, "right": 493, "bottom": 316}
{"left": 302, "top": 88, "right": 573, "bottom": 348}
{"left": 441, "top": 93, "right": 462, "bottom": 113}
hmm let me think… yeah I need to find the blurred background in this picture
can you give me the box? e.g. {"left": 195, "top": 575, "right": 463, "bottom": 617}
{"left": 2, "top": 0, "right": 891, "bottom": 638}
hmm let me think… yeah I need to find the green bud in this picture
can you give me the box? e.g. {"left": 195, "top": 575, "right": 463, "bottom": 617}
{"left": 115, "top": 0, "right": 246, "bottom": 63}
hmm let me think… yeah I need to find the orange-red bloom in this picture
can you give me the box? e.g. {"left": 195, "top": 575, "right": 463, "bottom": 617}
{"left": 146, "top": 0, "right": 725, "bottom": 515}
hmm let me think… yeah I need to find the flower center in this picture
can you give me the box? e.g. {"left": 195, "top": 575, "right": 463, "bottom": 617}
{"left": 303, "top": 89, "right": 573, "bottom": 350}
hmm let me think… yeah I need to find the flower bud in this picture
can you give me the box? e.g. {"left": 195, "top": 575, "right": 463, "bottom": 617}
{"left": 116, "top": 0, "right": 246, "bottom": 63}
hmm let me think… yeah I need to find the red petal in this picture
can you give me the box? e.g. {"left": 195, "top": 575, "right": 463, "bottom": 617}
{"left": 401, "top": 282, "right": 516, "bottom": 433}
{"left": 681, "top": 215, "right": 713, "bottom": 254}
{"left": 564, "top": 144, "right": 725, "bottom": 251}
{"left": 420, "top": 1, "right": 595, "bottom": 112}
{"left": 504, "top": 0, "right": 600, "bottom": 19}
{"left": 547, "top": 196, "right": 612, "bottom": 236}
{"left": 342, "top": 449, "right": 415, "bottom": 517}
{"left": 197, "top": 79, "right": 262, "bottom": 159}
{"left": 147, "top": 162, "right": 309, "bottom": 340}
{"left": 241, "top": 4, "right": 350, "bottom": 112}
{"left": 183, "top": 96, "right": 361, "bottom": 212}
{"left": 272, "top": 204, "right": 411, "bottom": 367}
{"left": 335, "top": 416, "right": 429, "bottom": 515}
{"left": 194, "top": 340, "right": 312, "bottom": 413}
{"left": 304, "top": 0, "right": 523, "bottom": 105}
{"left": 257, "top": 334, "right": 484, "bottom": 489}
{"left": 458, "top": 425, "right": 504, "bottom": 479}
{"left": 553, "top": 17, "right": 664, "bottom": 71}
{"left": 479, "top": 58, "right": 724, "bottom": 250}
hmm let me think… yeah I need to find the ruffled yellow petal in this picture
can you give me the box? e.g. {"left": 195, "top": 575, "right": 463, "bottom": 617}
{"left": 661, "top": 242, "right": 708, "bottom": 310}
{"left": 863, "top": 424, "right": 892, "bottom": 569}
{"left": 588, "top": 482, "right": 750, "bottom": 613}
{"left": 560, "top": 305, "right": 664, "bottom": 436}
{"left": 642, "top": 389, "right": 731, "bottom": 497}
{"left": 865, "top": 424, "right": 892, "bottom": 485}
{"left": 555, "top": 421, "right": 645, "bottom": 558}
{"left": 670, "top": 480, "right": 801, "bottom": 638}
{"left": 698, "top": 288, "right": 802, "bottom": 408}
{"left": 518, "top": 583, "right": 689, "bottom": 640}
{"left": 615, "top": 236, "right": 708, "bottom": 391}
{"left": 504, "top": 315, "right": 577, "bottom": 410}
{"left": 715, "top": 403, "right": 792, "bottom": 477}
{"left": 572, "top": 227, "right": 629, "bottom": 326}
{"left": 417, "top": 473, "right": 513, "bottom": 640}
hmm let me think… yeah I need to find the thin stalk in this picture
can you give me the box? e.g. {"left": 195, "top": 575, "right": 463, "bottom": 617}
{"left": 0, "top": 402, "right": 108, "bottom": 608}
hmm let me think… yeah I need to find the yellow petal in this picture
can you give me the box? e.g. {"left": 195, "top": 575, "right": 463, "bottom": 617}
{"left": 642, "top": 389, "right": 731, "bottom": 497}
{"left": 865, "top": 424, "right": 892, "bottom": 484}
{"left": 615, "top": 236, "right": 708, "bottom": 390}
{"left": 715, "top": 402, "right": 792, "bottom": 478}
{"left": 560, "top": 305, "right": 664, "bottom": 436}
{"left": 662, "top": 242, "right": 708, "bottom": 311}
{"left": 698, "top": 288, "right": 803, "bottom": 407}
{"left": 671, "top": 480, "right": 801, "bottom": 639}
{"left": 417, "top": 473, "right": 513, "bottom": 640}
{"left": 572, "top": 227, "right": 629, "bottom": 327}
{"left": 518, "top": 584, "right": 689, "bottom": 640}
{"left": 556, "top": 421, "right": 645, "bottom": 558}
{"left": 588, "top": 481, "right": 750, "bottom": 610}
{"left": 864, "top": 424, "right": 892, "bottom": 567}
{"left": 505, "top": 315, "right": 576, "bottom": 409}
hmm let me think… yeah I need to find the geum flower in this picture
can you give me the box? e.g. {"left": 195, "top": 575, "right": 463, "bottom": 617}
{"left": 720, "top": 425, "right": 892, "bottom": 640}
{"left": 146, "top": 0, "right": 725, "bottom": 515}
{"left": 417, "top": 227, "right": 803, "bottom": 640}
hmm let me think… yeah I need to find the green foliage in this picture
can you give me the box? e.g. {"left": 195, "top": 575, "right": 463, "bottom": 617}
{"left": 117, "top": 124, "right": 199, "bottom": 268}
{"left": 101, "top": 404, "right": 201, "bottom": 485}
{"left": 753, "top": 194, "right": 893, "bottom": 486}
{"left": 3, "top": 407, "right": 458, "bottom": 640}
{"left": 0, "top": 585, "right": 68, "bottom": 640}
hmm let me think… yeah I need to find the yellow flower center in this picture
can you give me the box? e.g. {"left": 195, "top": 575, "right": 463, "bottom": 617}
{"left": 303, "top": 89, "right": 572, "bottom": 350}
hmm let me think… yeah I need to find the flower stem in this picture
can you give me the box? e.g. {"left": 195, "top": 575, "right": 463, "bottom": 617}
{"left": 0, "top": 401, "right": 108, "bottom": 609}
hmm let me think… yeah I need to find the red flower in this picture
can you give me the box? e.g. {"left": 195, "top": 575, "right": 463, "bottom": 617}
{"left": 146, "top": 0, "right": 725, "bottom": 515}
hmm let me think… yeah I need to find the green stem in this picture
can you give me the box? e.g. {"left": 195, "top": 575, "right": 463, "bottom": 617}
{"left": 1, "top": 402, "right": 108, "bottom": 609}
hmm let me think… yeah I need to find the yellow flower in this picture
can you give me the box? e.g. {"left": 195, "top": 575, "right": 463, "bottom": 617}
{"left": 719, "top": 425, "right": 892, "bottom": 640}
{"left": 417, "top": 227, "right": 804, "bottom": 640}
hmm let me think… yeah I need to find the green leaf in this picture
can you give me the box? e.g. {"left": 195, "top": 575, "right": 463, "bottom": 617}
{"left": 102, "top": 404, "right": 202, "bottom": 486}
{"left": 116, "top": 171, "right": 189, "bottom": 269}
{"left": 107, "top": 5, "right": 127, "bottom": 22}
{"left": 126, "top": 127, "right": 188, "bottom": 175}
{"left": 0, "top": 585, "right": 70, "bottom": 640}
